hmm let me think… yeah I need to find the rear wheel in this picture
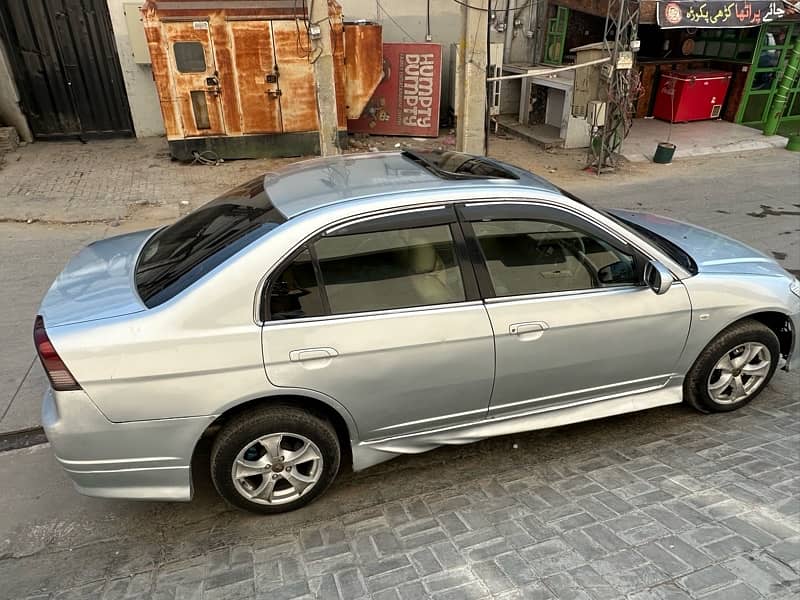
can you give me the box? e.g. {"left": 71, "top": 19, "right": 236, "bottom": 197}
{"left": 210, "top": 406, "right": 340, "bottom": 514}
{"left": 684, "top": 320, "right": 780, "bottom": 413}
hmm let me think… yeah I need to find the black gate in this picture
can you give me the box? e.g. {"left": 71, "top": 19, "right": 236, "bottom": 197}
{"left": 0, "top": 0, "right": 134, "bottom": 139}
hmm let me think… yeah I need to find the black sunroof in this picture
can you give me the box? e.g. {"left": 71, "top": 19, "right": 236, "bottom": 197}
{"left": 402, "top": 150, "right": 519, "bottom": 180}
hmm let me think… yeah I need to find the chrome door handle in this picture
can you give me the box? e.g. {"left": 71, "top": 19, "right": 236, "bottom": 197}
{"left": 289, "top": 347, "right": 338, "bottom": 362}
{"left": 509, "top": 321, "right": 548, "bottom": 340}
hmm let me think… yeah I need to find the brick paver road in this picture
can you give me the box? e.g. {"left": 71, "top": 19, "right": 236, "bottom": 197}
{"left": 5, "top": 372, "right": 798, "bottom": 600}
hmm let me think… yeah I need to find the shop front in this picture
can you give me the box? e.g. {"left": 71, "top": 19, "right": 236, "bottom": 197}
{"left": 635, "top": 2, "right": 799, "bottom": 136}
{"left": 532, "top": 0, "right": 798, "bottom": 151}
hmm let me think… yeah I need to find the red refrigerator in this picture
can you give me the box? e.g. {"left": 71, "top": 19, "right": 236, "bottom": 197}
{"left": 653, "top": 70, "right": 732, "bottom": 123}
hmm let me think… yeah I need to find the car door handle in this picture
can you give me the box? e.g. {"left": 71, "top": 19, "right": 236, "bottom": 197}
{"left": 509, "top": 321, "right": 549, "bottom": 340}
{"left": 288, "top": 347, "right": 338, "bottom": 362}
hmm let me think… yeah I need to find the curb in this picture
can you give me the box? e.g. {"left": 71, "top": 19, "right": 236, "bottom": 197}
{"left": 0, "top": 427, "right": 47, "bottom": 452}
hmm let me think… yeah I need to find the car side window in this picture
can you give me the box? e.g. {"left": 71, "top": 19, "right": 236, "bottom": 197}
{"left": 269, "top": 248, "right": 325, "bottom": 320}
{"left": 314, "top": 224, "right": 466, "bottom": 314}
{"left": 471, "top": 219, "right": 637, "bottom": 296}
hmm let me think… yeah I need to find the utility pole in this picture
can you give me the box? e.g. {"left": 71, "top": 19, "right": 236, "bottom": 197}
{"left": 456, "top": 0, "right": 488, "bottom": 155}
{"left": 588, "top": 0, "right": 640, "bottom": 173}
{"left": 309, "top": 0, "right": 341, "bottom": 156}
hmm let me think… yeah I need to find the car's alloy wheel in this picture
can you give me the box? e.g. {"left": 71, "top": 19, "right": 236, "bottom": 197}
{"left": 231, "top": 432, "right": 324, "bottom": 505}
{"left": 684, "top": 319, "right": 780, "bottom": 413}
{"left": 707, "top": 342, "right": 771, "bottom": 405}
{"left": 211, "top": 406, "right": 340, "bottom": 514}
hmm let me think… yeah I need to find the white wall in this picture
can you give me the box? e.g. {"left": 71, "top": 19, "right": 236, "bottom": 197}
{"left": 106, "top": 1, "right": 165, "bottom": 137}
{"left": 0, "top": 38, "right": 33, "bottom": 142}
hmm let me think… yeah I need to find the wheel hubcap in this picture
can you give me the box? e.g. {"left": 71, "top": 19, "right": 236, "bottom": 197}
{"left": 707, "top": 342, "right": 771, "bottom": 405}
{"left": 232, "top": 433, "right": 323, "bottom": 505}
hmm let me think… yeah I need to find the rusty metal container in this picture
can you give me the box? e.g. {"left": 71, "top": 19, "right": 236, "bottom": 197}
{"left": 141, "top": 0, "right": 382, "bottom": 160}
{"left": 348, "top": 43, "right": 442, "bottom": 138}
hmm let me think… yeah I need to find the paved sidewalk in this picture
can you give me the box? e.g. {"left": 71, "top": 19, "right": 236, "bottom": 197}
{"left": 0, "top": 138, "right": 300, "bottom": 224}
{"left": 621, "top": 119, "right": 788, "bottom": 163}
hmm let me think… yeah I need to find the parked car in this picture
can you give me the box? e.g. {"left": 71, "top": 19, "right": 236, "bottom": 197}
{"left": 36, "top": 151, "right": 799, "bottom": 514}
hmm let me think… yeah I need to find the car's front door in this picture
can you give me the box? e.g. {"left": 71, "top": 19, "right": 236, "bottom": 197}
{"left": 459, "top": 201, "right": 692, "bottom": 418}
{"left": 261, "top": 206, "right": 495, "bottom": 440}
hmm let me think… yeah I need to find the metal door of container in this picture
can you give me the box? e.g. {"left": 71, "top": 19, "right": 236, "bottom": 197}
{"left": 228, "top": 21, "right": 282, "bottom": 134}
{"left": 272, "top": 20, "right": 319, "bottom": 133}
{"left": 0, "top": 0, "right": 133, "bottom": 139}
{"left": 163, "top": 21, "right": 225, "bottom": 137}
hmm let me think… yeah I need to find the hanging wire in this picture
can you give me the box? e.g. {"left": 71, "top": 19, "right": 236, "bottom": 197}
{"left": 452, "top": 0, "right": 542, "bottom": 12}
{"left": 376, "top": 0, "right": 417, "bottom": 42}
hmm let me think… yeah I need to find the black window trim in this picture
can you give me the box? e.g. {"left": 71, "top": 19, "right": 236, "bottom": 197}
{"left": 261, "top": 205, "right": 481, "bottom": 323}
{"left": 456, "top": 201, "right": 650, "bottom": 300}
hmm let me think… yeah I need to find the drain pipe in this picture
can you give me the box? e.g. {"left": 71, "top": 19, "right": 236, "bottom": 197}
{"left": 763, "top": 36, "right": 800, "bottom": 136}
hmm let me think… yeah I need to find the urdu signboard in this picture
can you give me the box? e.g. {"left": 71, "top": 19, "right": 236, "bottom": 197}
{"left": 657, "top": 1, "right": 787, "bottom": 28}
{"left": 348, "top": 43, "right": 442, "bottom": 137}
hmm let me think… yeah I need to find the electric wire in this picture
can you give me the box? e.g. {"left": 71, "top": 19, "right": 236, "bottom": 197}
{"left": 451, "top": 0, "right": 542, "bottom": 13}
{"left": 376, "top": 0, "right": 417, "bottom": 42}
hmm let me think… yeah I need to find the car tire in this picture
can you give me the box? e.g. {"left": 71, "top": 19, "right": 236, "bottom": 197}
{"left": 210, "top": 405, "right": 341, "bottom": 514}
{"left": 684, "top": 319, "right": 780, "bottom": 413}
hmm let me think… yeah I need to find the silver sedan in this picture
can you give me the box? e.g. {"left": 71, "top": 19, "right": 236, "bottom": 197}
{"left": 36, "top": 151, "right": 799, "bottom": 513}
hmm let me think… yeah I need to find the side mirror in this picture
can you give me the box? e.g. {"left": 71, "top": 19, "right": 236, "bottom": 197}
{"left": 644, "top": 260, "right": 674, "bottom": 295}
{"left": 598, "top": 260, "right": 635, "bottom": 284}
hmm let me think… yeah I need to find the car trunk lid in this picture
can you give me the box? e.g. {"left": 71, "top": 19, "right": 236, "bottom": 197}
{"left": 39, "top": 229, "right": 155, "bottom": 327}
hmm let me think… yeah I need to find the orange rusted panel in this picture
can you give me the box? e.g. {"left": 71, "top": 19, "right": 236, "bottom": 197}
{"left": 228, "top": 21, "right": 282, "bottom": 134}
{"left": 141, "top": 0, "right": 307, "bottom": 20}
{"left": 210, "top": 14, "right": 242, "bottom": 136}
{"left": 343, "top": 24, "right": 383, "bottom": 120}
{"left": 162, "top": 21, "right": 226, "bottom": 137}
{"left": 271, "top": 20, "right": 318, "bottom": 133}
{"left": 142, "top": 0, "right": 380, "bottom": 148}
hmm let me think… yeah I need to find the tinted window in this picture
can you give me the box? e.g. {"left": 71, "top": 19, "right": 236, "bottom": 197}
{"left": 402, "top": 150, "right": 519, "bottom": 179}
{"left": 269, "top": 248, "right": 325, "bottom": 320}
{"left": 472, "top": 220, "right": 637, "bottom": 296}
{"left": 136, "top": 177, "right": 286, "bottom": 307}
{"left": 174, "top": 41, "right": 206, "bottom": 73}
{"left": 315, "top": 224, "right": 465, "bottom": 314}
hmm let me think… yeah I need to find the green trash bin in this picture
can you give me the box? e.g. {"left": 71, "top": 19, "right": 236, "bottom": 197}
{"left": 653, "top": 142, "right": 676, "bottom": 164}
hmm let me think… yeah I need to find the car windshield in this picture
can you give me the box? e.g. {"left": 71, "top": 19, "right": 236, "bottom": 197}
{"left": 135, "top": 177, "right": 287, "bottom": 307}
{"left": 556, "top": 187, "right": 698, "bottom": 275}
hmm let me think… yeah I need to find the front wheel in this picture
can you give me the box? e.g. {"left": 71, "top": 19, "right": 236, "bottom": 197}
{"left": 210, "top": 406, "right": 341, "bottom": 514}
{"left": 684, "top": 319, "right": 780, "bottom": 413}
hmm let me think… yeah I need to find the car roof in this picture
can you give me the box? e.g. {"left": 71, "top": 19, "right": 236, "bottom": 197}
{"left": 264, "top": 151, "right": 559, "bottom": 219}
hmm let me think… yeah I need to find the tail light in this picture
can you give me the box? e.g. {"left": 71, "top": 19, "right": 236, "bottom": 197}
{"left": 33, "top": 316, "right": 82, "bottom": 391}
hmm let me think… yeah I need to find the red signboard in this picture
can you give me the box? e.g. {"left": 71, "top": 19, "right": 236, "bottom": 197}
{"left": 347, "top": 43, "right": 442, "bottom": 137}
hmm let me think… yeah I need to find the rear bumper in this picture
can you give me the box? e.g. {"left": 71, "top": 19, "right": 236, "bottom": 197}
{"left": 42, "top": 388, "right": 215, "bottom": 501}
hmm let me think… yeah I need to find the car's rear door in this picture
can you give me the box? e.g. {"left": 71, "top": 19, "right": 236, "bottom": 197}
{"left": 458, "top": 201, "right": 692, "bottom": 419}
{"left": 261, "top": 206, "right": 495, "bottom": 440}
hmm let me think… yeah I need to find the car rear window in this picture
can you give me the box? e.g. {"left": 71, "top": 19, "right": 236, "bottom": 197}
{"left": 135, "top": 176, "right": 287, "bottom": 307}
